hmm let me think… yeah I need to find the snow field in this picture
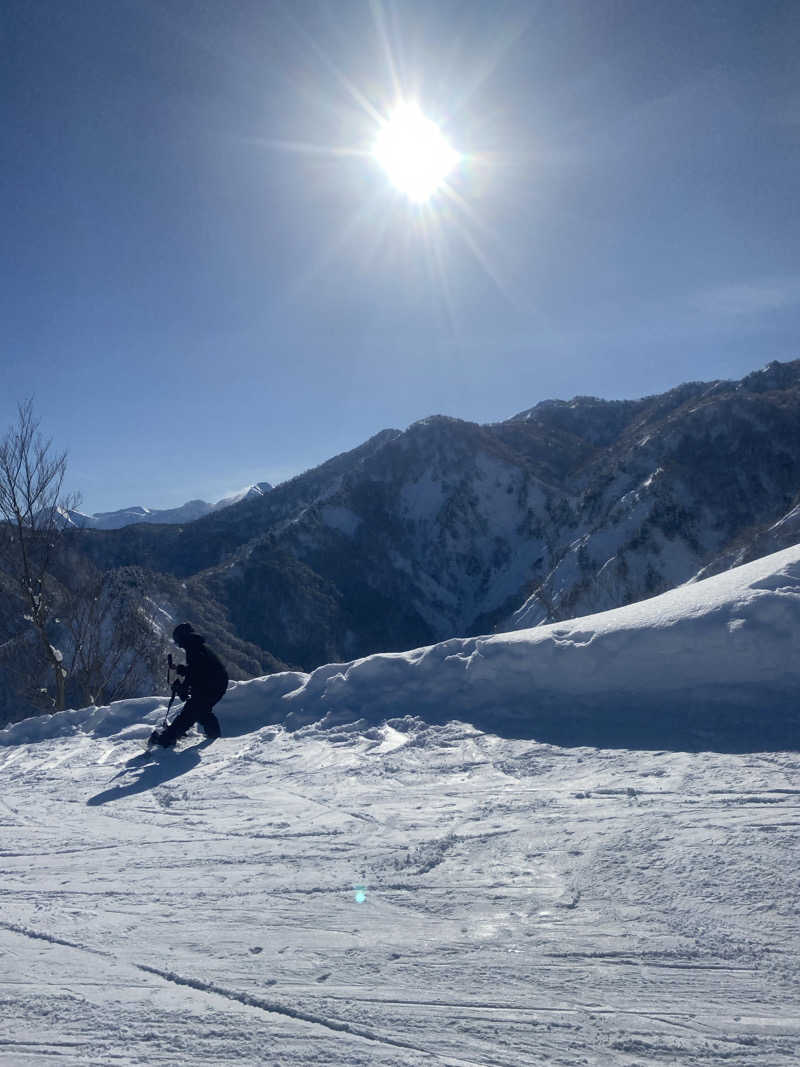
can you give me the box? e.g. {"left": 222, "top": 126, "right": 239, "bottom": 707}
{"left": 1, "top": 721, "right": 798, "bottom": 1065}
{"left": 2, "top": 543, "right": 800, "bottom": 1063}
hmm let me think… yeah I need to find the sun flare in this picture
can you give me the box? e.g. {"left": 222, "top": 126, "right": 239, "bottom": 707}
{"left": 373, "top": 103, "right": 460, "bottom": 203}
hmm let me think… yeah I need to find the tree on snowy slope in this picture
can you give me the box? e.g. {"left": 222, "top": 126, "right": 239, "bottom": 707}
{"left": 58, "top": 562, "right": 163, "bottom": 709}
{"left": 0, "top": 400, "right": 77, "bottom": 710}
{"left": 0, "top": 404, "right": 166, "bottom": 721}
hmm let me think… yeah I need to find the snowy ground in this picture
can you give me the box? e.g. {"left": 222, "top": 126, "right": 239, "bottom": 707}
{"left": 3, "top": 545, "right": 800, "bottom": 1064}
{"left": 2, "top": 719, "right": 798, "bottom": 1065}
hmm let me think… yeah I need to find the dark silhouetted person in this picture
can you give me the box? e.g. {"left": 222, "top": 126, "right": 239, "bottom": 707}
{"left": 149, "top": 623, "right": 228, "bottom": 747}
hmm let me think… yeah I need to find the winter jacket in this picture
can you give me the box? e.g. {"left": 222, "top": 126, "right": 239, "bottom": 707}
{"left": 183, "top": 634, "right": 229, "bottom": 703}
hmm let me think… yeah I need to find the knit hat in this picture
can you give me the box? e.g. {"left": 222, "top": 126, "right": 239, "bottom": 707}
{"left": 172, "top": 622, "right": 194, "bottom": 647}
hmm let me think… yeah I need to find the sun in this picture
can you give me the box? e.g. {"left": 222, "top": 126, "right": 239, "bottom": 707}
{"left": 373, "top": 102, "right": 460, "bottom": 203}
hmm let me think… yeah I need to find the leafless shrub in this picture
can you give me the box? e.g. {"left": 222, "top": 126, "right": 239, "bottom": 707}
{"left": 0, "top": 399, "right": 78, "bottom": 710}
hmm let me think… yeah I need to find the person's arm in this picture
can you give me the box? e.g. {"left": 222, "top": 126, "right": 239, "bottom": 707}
{"left": 176, "top": 656, "right": 194, "bottom": 687}
{"left": 184, "top": 647, "right": 201, "bottom": 688}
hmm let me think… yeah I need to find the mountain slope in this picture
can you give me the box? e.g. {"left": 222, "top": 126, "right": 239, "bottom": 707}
{"left": 58, "top": 359, "right": 800, "bottom": 679}
{"left": 510, "top": 363, "right": 800, "bottom": 626}
{"left": 201, "top": 359, "right": 800, "bottom": 668}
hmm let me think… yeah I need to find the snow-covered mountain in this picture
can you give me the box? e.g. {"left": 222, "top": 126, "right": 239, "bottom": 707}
{"left": 67, "top": 482, "right": 272, "bottom": 530}
{"left": 57, "top": 358, "right": 800, "bottom": 679}
{"left": 2, "top": 545, "right": 798, "bottom": 1063}
{"left": 507, "top": 359, "right": 800, "bottom": 628}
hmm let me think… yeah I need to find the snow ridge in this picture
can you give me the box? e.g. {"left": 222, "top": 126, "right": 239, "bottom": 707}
{"left": 4, "top": 542, "right": 800, "bottom": 752}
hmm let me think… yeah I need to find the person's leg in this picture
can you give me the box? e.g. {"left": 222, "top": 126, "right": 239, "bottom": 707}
{"left": 192, "top": 695, "right": 221, "bottom": 739}
{"left": 152, "top": 700, "right": 196, "bottom": 747}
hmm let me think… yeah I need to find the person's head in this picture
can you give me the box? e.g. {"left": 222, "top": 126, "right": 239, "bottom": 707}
{"left": 172, "top": 622, "right": 194, "bottom": 649}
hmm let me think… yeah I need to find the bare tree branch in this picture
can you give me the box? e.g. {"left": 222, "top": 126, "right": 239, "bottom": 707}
{"left": 0, "top": 399, "right": 78, "bottom": 710}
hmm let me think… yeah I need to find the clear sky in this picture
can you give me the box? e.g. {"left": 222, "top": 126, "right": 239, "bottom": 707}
{"left": 3, "top": 0, "right": 799, "bottom": 513}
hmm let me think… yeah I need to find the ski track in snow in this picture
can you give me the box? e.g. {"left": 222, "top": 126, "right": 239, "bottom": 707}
{"left": 1, "top": 720, "right": 799, "bottom": 1065}
{"left": 0, "top": 920, "right": 489, "bottom": 1067}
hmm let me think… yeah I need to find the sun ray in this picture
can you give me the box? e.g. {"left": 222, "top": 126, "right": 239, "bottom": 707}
{"left": 420, "top": 207, "right": 460, "bottom": 341}
{"left": 448, "top": 11, "right": 533, "bottom": 119}
{"left": 369, "top": 0, "right": 403, "bottom": 103}
{"left": 441, "top": 180, "right": 504, "bottom": 247}
{"left": 245, "top": 137, "right": 370, "bottom": 159}
{"left": 280, "top": 5, "right": 384, "bottom": 126}
{"left": 285, "top": 189, "right": 390, "bottom": 300}
{"left": 438, "top": 187, "right": 518, "bottom": 306}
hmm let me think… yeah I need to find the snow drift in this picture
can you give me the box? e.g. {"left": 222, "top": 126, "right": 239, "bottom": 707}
{"left": 4, "top": 544, "right": 800, "bottom": 752}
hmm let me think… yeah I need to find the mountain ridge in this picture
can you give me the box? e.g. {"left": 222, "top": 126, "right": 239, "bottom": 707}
{"left": 67, "top": 482, "right": 274, "bottom": 530}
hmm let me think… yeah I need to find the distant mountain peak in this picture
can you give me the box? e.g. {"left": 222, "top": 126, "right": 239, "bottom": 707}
{"left": 738, "top": 357, "right": 800, "bottom": 393}
{"left": 68, "top": 481, "right": 273, "bottom": 530}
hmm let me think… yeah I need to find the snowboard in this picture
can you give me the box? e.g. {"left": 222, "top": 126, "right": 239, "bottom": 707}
{"left": 143, "top": 734, "right": 217, "bottom": 754}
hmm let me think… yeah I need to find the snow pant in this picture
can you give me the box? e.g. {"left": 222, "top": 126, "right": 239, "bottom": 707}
{"left": 157, "top": 693, "right": 222, "bottom": 747}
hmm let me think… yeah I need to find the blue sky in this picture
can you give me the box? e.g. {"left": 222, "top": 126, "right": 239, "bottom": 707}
{"left": 3, "top": 0, "right": 799, "bottom": 512}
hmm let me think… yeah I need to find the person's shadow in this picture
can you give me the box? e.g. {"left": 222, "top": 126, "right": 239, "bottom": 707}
{"left": 87, "top": 738, "right": 215, "bottom": 806}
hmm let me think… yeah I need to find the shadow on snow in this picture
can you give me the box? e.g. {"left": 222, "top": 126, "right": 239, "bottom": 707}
{"left": 451, "top": 692, "right": 800, "bottom": 753}
{"left": 250, "top": 690, "right": 800, "bottom": 754}
{"left": 87, "top": 739, "right": 215, "bottom": 806}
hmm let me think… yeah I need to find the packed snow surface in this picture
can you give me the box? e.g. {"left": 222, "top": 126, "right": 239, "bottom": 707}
{"left": 1, "top": 545, "right": 799, "bottom": 1063}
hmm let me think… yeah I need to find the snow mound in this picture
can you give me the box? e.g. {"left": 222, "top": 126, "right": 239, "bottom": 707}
{"left": 4, "top": 545, "right": 800, "bottom": 752}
